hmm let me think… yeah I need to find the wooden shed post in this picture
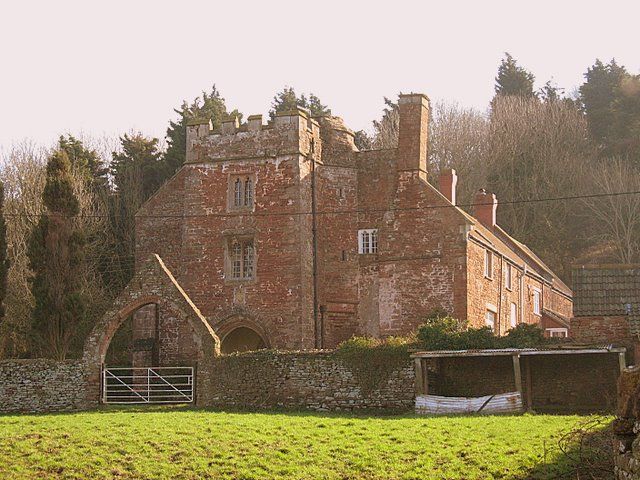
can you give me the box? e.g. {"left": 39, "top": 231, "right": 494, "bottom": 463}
{"left": 414, "top": 358, "right": 428, "bottom": 395}
{"left": 512, "top": 354, "right": 523, "bottom": 408}
{"left": 619, "top": 351, "right": 627, "bottom": 373}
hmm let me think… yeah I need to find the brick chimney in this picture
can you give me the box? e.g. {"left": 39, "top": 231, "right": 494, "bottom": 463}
{"left": 474, "top": 189, "right": 497, "bottom": 229}
{"left": 397, "top": 93, "right": 430, "bottom": 179}
{"left": 439, "top": 168, "right": 458, "bottom": 205}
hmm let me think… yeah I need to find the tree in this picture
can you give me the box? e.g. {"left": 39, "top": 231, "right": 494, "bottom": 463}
{"left": 0, "top": 182, "right": 8, "bottom": 327}
{"left": 28, "top": 150, "right": 86, "bottom": 359}
{"left": 485, "top": 95, "right": 595, "bottom": 279}
{"left": 269, "top": 87, "right": 331, "bottom": 120}
{"left": 58, "top": 135, "right": 109, "bottom": 190}
{"left": 163, "top": 85, "right": 238, "bottom": 177}
{"left": 494, "top": 53, "right": 536, "bottom": 99}
{"left": 353, "top": 130, "right": 373, "bottom": 151}
{"left": 371, "top": 97, "right": 400, "bottom": 149}
{"left": 108, "top": 134, "right": 164, "bottom": 287}
{"left": 579, "top": 60, "right": 626, "bottom": 143}
{"left": 583, "top": 158, "right": 640, "bottom": 263}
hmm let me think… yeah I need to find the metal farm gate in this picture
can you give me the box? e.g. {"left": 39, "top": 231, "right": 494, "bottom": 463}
{"left": 102, "top": 366, "right": 194, "bottom": 404}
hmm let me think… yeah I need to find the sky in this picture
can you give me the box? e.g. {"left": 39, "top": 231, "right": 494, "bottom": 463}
{"left": 0, "top": 0, "right": 638, "bottom": 150}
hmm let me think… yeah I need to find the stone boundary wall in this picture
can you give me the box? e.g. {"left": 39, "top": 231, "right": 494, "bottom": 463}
{"left": 0, "top": 359, "right": 96, "bottom": 414}
{"left": 205, "top": 351, "right": 415, "bottom": 412}
{"left": 614, "top": 367, "right": 640, "bottom": 479}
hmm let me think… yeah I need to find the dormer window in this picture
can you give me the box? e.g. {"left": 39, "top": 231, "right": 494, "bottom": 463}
{"left": 229, "top": 174, "right": 255, "bottom": 210}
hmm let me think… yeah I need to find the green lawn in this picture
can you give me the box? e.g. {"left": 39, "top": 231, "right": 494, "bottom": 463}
{"left": 0, "top": 407, "right": 611, "bottom": 479}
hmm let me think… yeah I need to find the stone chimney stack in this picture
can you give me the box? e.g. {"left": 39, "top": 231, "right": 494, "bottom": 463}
{"left": 439, "top": 168, "right": 458, "bottom": 205}
{"left": 397, "top": 93, "right": 430, "bottom": 179}
{"left": 474, "top": 189, "right": 498, "bottom": 229}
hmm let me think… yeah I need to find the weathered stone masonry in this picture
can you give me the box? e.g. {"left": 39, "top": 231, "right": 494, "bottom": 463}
{"left": 133, "top": 92, "right": 573, "bottom": 361}
{"left": 0, "top": 359, "right": 92, "bottom": 413}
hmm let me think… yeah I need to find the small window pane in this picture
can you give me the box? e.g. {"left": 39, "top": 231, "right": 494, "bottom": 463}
{"left": 232, "top": 242, "right": 242, "bottom": 278}
{"left": 234, "top": 179, "right": 242, "bottom": 207}
{"left": 484, "top": 250, "right": 492, "bottom": 278}
{"left": 510, "top": 303, "right": 517, "bottom": 328}
{"left": 506, "top": 264, "right": 512, "bottom": 289}
{"left": 244, "top": 178, "right": 253, "bottom": 207}
{"left": 533, "top": 290, "right": 541, "bottom": 315}
{"left": 485, "top": 311, "right": 496, "bottom": 329}
{"left": 243, "top": 242, "right": 254, "bottom": 278}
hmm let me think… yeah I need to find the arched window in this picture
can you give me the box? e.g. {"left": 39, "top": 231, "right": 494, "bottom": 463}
{"left": 229, "top": 175, "right": 255, "bottom": 210}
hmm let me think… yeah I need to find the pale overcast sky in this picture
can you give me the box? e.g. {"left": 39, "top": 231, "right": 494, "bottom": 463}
{"left": 0, "top": 0, "right": 638, "bottom": 149}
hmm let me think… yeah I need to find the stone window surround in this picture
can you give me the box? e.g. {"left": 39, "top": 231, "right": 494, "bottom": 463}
{"left": 484, "top": 249, "right": 493, "bottom": 280}
{"left": 227, "top": 173, "right": 256, "bottom": 212}
{"left": 532, "top": 287, "right": 542, "bottom": 316}
{"left": 223, "top": 231, "right": 257, "bottom": 283}
{"left": 505, "top": 263, "right": 513, "bottom": 290}
{"left": 358, "top": 229, "right": 378, "bottom": 255}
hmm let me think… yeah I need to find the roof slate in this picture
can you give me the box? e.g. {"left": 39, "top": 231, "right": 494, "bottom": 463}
{"left": 572, "top": 265, "right": 640, "bottom": 332}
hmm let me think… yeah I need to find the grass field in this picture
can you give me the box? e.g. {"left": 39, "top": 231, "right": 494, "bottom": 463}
{"left": 0, "top": 407, "right": 611, "bottom": 479}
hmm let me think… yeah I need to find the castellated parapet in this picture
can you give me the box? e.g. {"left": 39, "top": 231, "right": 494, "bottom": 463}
{"left": 185, "top": 108, "right": 321, "bottom": 164}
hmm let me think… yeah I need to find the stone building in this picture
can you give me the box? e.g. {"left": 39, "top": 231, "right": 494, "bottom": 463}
{"left": 132, "top": 93, "right": 572, "bottom": 364}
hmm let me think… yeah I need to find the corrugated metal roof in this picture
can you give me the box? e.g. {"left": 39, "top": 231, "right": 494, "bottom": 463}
{"left": 411, "top": 346, "right": 626, "bottom": 358}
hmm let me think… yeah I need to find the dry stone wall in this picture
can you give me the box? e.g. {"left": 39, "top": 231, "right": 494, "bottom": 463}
{"left": 0, "top": 359, "right": 94, "bottom": 413}
{"left": 206, "top": 351, "right": 415, "bottom": 412}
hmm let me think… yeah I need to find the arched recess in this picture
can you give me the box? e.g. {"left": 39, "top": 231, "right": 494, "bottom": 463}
{"left": 213, "top": 313, "right": 270, "bottom": 354}
{"left": 221, "top": 327, "right": 267, "bottom": 354}
{"left": 82, "top": 254, "right": 220, "bottom": 406}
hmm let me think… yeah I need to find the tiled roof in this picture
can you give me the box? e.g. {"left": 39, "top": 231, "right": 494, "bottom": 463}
{"left": 451, "top": 200, "right": 572, "bottom": 298}
{"left": 572, "top": 265, "right": 640, "bottom": 330}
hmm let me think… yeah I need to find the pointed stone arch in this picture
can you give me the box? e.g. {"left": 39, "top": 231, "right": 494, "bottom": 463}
{"left": 213, "top": 308, "right": 271, "bottom": 354}
{"left": 82, "top": 254, "right": 220, "bottom": 406}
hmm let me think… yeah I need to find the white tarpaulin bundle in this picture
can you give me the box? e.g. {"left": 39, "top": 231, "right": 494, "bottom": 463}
{"left": 415, "top": 392, "right": 523, "bottom": 415}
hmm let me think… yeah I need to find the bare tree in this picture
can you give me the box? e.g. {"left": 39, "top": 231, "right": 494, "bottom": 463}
{"left": 584, "top": 158, "right": 640, "bottom": 263}
{"left": 428, "top": 101, "right": 490, "bottom": 206}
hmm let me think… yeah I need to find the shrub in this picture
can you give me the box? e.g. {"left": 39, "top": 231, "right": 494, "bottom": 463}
{"left": 416, "top": 311, "right": 549, "bottom": 351}
{"left": 501, "top": 323, "right": 548, "bottom": 348}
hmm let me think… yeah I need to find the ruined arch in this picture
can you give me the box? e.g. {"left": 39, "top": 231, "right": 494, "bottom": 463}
{"left": 82, "top": 254, "right": 220, "bottom": 406}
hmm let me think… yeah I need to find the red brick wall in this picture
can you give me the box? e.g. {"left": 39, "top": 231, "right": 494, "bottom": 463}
{"left": 466, "top": 239, "right": 571, "bottom": 334}
{"left": 132, "top": 101, "right": 573, "bottom": 358}
{"left": 571, "top": 316, "right": 636, "bottom": 359}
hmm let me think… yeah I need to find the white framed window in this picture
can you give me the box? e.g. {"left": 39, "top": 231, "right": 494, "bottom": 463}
{"left": 510, "top": 302, "right": 517, "bottom": 328}
{"left": 484, "top": 250, "right": 493, "bottom": 279}
{"left": 227, "top": 238, "right": 255, "bottom": 280}
{"left": 485, "top": 310, "right": 496, "bottom": 330}
{"left": 505, "top": 263, "right": 512, "bottom": 290}
{"left": 546, "top": 328, "right": 568, "bottom": 338}
{"left": 229, "top": 175, "right": 255, "bottom": 210}
{"left": 532, "top": 288, "right": 541, "bottom": 316}
{"left": 358, "top": 229, "right": 378, "bottom": 254}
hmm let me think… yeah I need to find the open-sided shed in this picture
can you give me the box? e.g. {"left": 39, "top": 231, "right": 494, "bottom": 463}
{"left": 412, "top": 347, "right": 626, "bottom": 414}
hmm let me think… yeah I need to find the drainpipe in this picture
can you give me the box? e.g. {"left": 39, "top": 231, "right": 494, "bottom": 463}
{"left": 497, "top": 255, "right": 503, "bottom": 336}
{"left": 520, "top": 265, "right": 526, "bottom": 324}
{"left": 310, "top": 139, "right": 321, "bottom": 349}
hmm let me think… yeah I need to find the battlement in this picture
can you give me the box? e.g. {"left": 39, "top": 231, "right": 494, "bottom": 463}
{"left": 185, "top": 107, "right": 322, "bottom": 163}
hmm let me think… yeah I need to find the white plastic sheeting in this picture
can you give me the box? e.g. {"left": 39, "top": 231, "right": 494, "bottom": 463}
{"left": 415, "top": 392, "right": 523, "bottom": 415}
